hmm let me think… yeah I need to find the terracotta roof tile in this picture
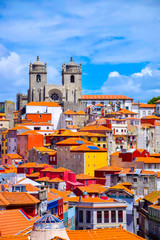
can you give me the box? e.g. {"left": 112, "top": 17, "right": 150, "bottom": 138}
{"left": 70, "top": 144, "right": 107, "bottom": 152}
{"left": 0, "top": 192, "right": 40, "bottom": 206}
{"left": 0, "top": 209, "right": 39, "bottom": 236}
{"left": 6, "top": 154, "right": 22, "bottom": 159}
{"left": 26, "top": 101, "right": 61, "bottom": 107}
{"left": 107, "top": 183, "right": 134, "bottom": 195}
{"left": 81, "top": 95, "right": 133, "bottom": 100}
{"left": 76, "top": 173, "right": 96, "bottom": 180}
{"left": 64, "top": 109, "right": 76, "bottom": 115}
{"left": 79, "top": 125, "right": 111, "bottom": 131}
{"left": 48, "top": 178, "right": 64, "bottom": 183}
{"left": 75, "top": 184, "right": 106, "bottom": 194}
{"left": 67, "top": 227, "right": 145, "bottom": 240}
{"left": 76, "top": 110, "right": 86, "bottom": 115}
{"left": 56, "top": 137, "right": 92, "bottom": 146}
{"left": 136, "top": 157, "right": 160, "bottom": 163}
{"left": 95, "top": 166, "right": 123, "bottom": 171}
{"left": 144, "top": 191, "right": 160, "bottom": 203}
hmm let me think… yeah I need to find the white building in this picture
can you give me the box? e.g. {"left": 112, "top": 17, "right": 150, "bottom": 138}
{"left": 132, "top": 103, "right": 156, "bottom": 118}
{"left": 81, "top": 95, "right": 133, "bottom": 111}
{"left": 21, "top": 102, "right": 62, "bottom": 130}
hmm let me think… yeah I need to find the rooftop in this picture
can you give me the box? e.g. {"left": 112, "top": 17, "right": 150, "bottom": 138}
{"left": 26, "top": 101, "right": 61, "bottom": 107}
{"left": 82, "top": 95, "right": 133, "bottom": 100}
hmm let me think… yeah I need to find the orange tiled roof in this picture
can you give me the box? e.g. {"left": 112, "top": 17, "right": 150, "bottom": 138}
{"left": 144, "top": 191, "right": 160, "bottom": 203}
{"left": 18, "top": 162, "right": 43, "bottom": 168}
{"left": 22, "top": 184, "right": 40, "bottom": 192}
{"left": 6, "top": 154, "right": 22, "bottom": 159}
{"left": 48, "top": 178, "right": 64, "bottom": 183}
{"left": 0, "top": 209, "right": 39, "bottom": 236}
{"left": 136, "top": 157, "right": 160, "bottom": 163}
{"left": 149, "top": 204, "right": 160, "bottom": 210}
{"left": 67, "top": 227, "right": 145, "bottom": 240}
{"left": 64, "top": 109, "right": 76, "bottom": 115}
{"left": 118, "top": 109, "right": 137, "bottom": 115}
{"left": 56, "top": 137, "right": 93, "bottom": 146}
{"left": 139, "top": 103, "right": 156, "bottom": 108}
{"left": 95, "top": 166, "right": 123, "bottom": 171}
{"left": 110, "top": 151, "right": 120, "bottom": 156}
{"left": 107, "top": 183, "right": 134, "bottom": 195}
{"left": 76, "top": 110, "right": 86, "bottom": 115}
{"left": 95, "top": 103, "right": 104, "bottom": 107}
{"left": 66, "top": 125, "right": 80, "bottom": 129}
{"left": 18, "top": 130, "right": 42, "bottom": 136}
{"left": 75, "top": 184, "right": 106, "bottom": 194}
{"left": 26, "top": 101, "right": 61, "bottom": 107}
{"left": 26, "top": 172, "right": 40, "bottom": 178}
{"left": 1, "top": 130, "right": 8, "bottom": 134}
{"left": 0, "top": 236, "right": 29, "bottom": 240}
{"left": 47, "top": 191, "right": 60, "bottom": 202}
{"left": 141, "top": 115, "right": 160, "bottom": 119}
{"left": 9, "top": 126, "right": 29, "bottom": 131}
{"left": 81, "top": 95, "right": 133, "bottom": 100}
{"left": 49, "top": 189, "right": 71, "bottom": 200}
{"left": 76, "top": 173, "right": 96, "bottom": 180}
{"left": 150, "top": 153, "right": 160, "bottom": 157}
{"left": 70, "top": 144, "right": 107, "bottom": 152}
{"left": 20, "top": 122, "right": 53, "bottom": 126}
{"left": 66, "top": 196, "right": 117, "bottom": 203}
{"left": 141, "top": 170, "right": 156, "bottom": 175}
{"left": 79, "top": 125, "right": 111, "bottom": 131}
{"left": 35, "top": 177, "right": 50, "bottom": 182}
{"left": 0, "top": 192, "right": 40, "bottom": 206}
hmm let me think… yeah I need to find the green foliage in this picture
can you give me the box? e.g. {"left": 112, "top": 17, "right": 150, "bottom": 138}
{"left": 148, "top": 96, "right": 160, "bottom": 104}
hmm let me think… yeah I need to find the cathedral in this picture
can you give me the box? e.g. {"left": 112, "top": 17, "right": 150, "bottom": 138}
{"left": 17, "top": 56, "right": 133, "bottom": 112}
{"left": 16, "top": 56, "right": 85, "bottom": 111}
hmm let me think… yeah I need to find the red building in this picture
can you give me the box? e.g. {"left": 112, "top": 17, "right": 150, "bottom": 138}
{"left": 17, "top": 130, "right": 44, "bottom": 162}
{"left": 0, "top": 192, "right": 40, "bottom": 217}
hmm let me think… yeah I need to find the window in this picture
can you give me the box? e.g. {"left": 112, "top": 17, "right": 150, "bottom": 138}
{"left": 97, "top": 211, "right": 102, "bottom": 223}
{"left": 5, "top": 150, "right": 7, "bottom": 154}
{"left": 143, "top": 111, "right": 146, "bottom": 116}
{"left": 116, "top": 129, "right": 118, "bottom": 132}
{"left": 47, "top": 127, "right": 49, "bottom": 130}
{"left": 14, "top": 139, "right": 16, "bottom": 142}
{"left": 36, "top": 74, "right": 41, "bottom": 82}
{"left": 34, "top": 127, "right": 40, "bottom": 130}
{"left": 133, "top": 178, "right": 137, "bottom": 183}
{"left": 144, "top": 177, "right": 148, "bottom": 183}
{"left": 148, "top": 111, "right": 151, "bottom": 115}
{"left": 70, "top": 75, "right": 75, "bottom": 83}
{"left": 103, "top": 137, "right": 106, "bottom": 141}
{"left": 104, "top": 211, "right": 109, "bottom": 223}
{"left": 39, "top": 114, "right": 42, "bottom": 118}
{"left": 79, "top": 210, "right": 83, "bottom": 223}
{"left": 97, "top": 137, "right": 101, "bottom": 142}
{"left": 5, "top": 159, "right": 7, "bottom": 164}
{"left": 111, "top": 210, "right": 116, "bottom": 223}
{"left": 121, "top": 129, "right": 123, "bottom": 132}
{"left": 2, "top": 142, "right": 3, "bottom": 146}
{"left": 97, "top": 144, "right": 100, "bottom": 147}
{"left": 103, "top": 144, "right": 106, "bottom": 148}
{"left": 148, "top": 164, "right": 152, "bottom": 169}
{"left": 2, "top": 150, "right": 4, "bottom": 154}
{"left": 118, "top": 210, "right": 123, "bottom": 222}
{"left": 55, "top": 183, "right": 58, "bottom": 190}
{"left": 86, "top": 211, "right": 91, "bottom": 223}
{"left": 5, "top": 142, "right": 7, "bottom": 146}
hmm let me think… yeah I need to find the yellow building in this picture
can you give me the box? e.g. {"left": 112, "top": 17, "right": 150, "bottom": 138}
{"left": 1, "top": 130, "right": 8, "bottom": 158}
{"left": 70, "top": 144, "right": 107, "bottom": 176}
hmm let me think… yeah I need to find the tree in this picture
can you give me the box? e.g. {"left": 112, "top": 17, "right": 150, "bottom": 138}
{"left": 148, "top": 96, "right": 160, "bottom": 104}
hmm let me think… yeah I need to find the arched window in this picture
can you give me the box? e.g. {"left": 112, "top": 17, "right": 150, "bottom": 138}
{"left": 70, "top": 75, "right": 75, "bottom": 83}
{"left": 37, "top": 74, "right": 41, "bottom": 82}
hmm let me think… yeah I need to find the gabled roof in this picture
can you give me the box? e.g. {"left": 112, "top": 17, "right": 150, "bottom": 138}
{"left": 5, "top": 154, "right": 22, "bottom": 159}
{"left": 35, "top": 177, "right": 50, "bottom": 182}
{"left": 74, "top": 184, "right": 106, "bottom": 194}
{"left": 141, "top": 115, "right": 160, "bottom": 119}
{"left": 95, "top": 166, "right": 123, "bottom": 172}
{"left": 56, "top": 137, "right": 92, "bottom": 146}
{"left": 17, "top": 178, "right": 41, "bottom": 186}
{"left": 64, "top": 109, "right": 76, "bottom": 115}
{"left": 76, "top": 110, "right": 86, "bottom": 115}
{"left": 143, "top": 191, "right": 160, "bottom": 203}
{"left": 79, "top": 125, "right": 111, "bottom": 131}
{"left": 18, "top": 130, "right": 42, "bottom": 136}
{"left": 81, "top": 95, "right": 133, "bottom": 100}
{"left": 0, "top": 192, "right": 40, "bottom": 206}
{"left": 107, "top": 183, "right": 134, "bottom": 196}
{"left": 136, "top": 157, "right": 160, "bottom": 163}
{"left": 70, "top": 144, "right": 107, "bottom": 152}
{"left": 118, "top": 109, "right": 137, "bottom": 115}
{"left": 26, "top": 101, "right": 61, "bottom": 107}
{"left": 48, "top": 178, "right": 65, "bottom": 183}
{"left": 76, "top": 173, "right": 96, "bottom": 180}
{"left": 0, "top": 209, "right": 39, "bottom": 236}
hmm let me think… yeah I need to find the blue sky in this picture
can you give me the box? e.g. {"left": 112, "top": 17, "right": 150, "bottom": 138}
{"left": 0, "top": 0, "right": 160, "bottom": 103}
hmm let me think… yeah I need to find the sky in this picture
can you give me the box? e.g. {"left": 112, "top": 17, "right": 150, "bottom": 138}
{"left": 0, "top": 0, "right": 160, "bottom": 103}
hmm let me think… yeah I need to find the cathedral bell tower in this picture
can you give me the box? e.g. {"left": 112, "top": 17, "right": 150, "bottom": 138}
{"left": 28, "top": 56, "right": 47, "bottom": 102}
{"left": 62, "top": 57, "right": 82, "bottom": 103}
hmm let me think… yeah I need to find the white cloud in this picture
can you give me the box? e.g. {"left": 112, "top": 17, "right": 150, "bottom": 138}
{"left": 132, "top": 67, "right": 152, "bottom": 77}
{"left": 101, "top": 65, "right": 160, "bottom": 102}
{"left": 108, "top": 71, "right": 120, "bottom": 78}
{"left": 47, "top": 66, "right": 61, "bottom": 85}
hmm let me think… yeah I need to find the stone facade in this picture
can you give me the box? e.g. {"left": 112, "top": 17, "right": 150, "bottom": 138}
{"left": 17, "top": 57, "right": 84, "bottom": 111}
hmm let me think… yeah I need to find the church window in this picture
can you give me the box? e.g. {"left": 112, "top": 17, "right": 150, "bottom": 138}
{"left": 50, "top": 92, "right": 59, "bottom": 101}
{"left": 70, "top": 75, "right": 75, "bottom": 83}
{"left": 36, "top": 74, "right": 41, "bottom": 82}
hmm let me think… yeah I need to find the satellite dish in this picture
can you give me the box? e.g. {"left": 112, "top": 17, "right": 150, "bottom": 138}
{"left": 1, "top": 185, "right": 5, "bottom": 192}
